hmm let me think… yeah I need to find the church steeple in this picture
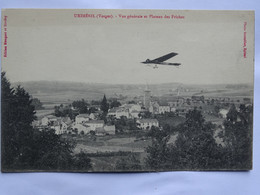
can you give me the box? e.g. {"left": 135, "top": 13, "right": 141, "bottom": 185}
{"left": 144, "top": 84, "right": 151, "bottom": 109}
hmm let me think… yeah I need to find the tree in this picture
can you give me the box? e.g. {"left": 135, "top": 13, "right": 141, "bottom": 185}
{"left": 31, "top": 98, "right": 44, "bottom": 110}
{"left": 80, "top": 131, "right": 85, "bottom": 136}
{"left": 72, "top": 99, "right": 89, "bottom": 114}
{"left": 110, "top": 99, "right": 121, "bottom": 109}
{"left": 214, "top": 105, "right": 221, "bottom": 116}
{"left": 114, "top": 116, "right": 127, "bottom": 132}
{"left": 145, "top": 108, "right": 227, "bottom": 170}
{"left": 225, "top": 104, "right": 238, "bottom": 123}
{"left": 115, "top": 153, "right": 141, "bottom": 171}
{"left": 32, "top": 129, "right": 75, "bottom": 170}
{"left": 100, "top": 94, "right": 109, "bottom": 114}
{"left": 222, "top": 104, "right": 253, "bottom": 169}
{"left": 168, "top": 109, "right": 225, "bottom": 169}
{"left": 200, "top": 95, "right": 205, "bottom": 103}
{"left": 145, "top": 126, "right": 170, "bottom": 169}
{"left": 90, "top": 130, "right": 96, "bottom": 136}
{"left": 91, "top": 100, "right": 101, "bottom": 105}
{"left": 88, "top": 106, "right": 98, "bottom": 114}
{"left": 182, "top": 109, "right": 205, "bottom": 137}
{"left": 2, "top": 72, "right": 17, "bottom": 168}
{"left": 73, "top": 152, "right": 92, "bottom": 170}
{"left": 54, "top": 104, "right": 76, "bottom": 119}
{"left": 138, "top": 111, "right": 152, "bottom": 119}
{"left": 1, "top": 72, "right": 83, "bottom": 171}
{"left": 186, "top": 98, "right": 191, "bottom": 105}
{"left": 54, "top": 105, "right": 63, "bottom": 116}
{"left": 210, "top": 99, "right": 215, "bottom": 105}
{"left": 1, "top": 72, "right": 36, "bottom": 169}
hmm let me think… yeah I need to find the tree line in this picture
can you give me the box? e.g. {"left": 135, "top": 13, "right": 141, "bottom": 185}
{"left": 53, "top": 95, "right": 121, "bottom": 120}
{"left": 145, "top": 105, "right": 253, "bottom": 170}
{"left": 1, "top": 72, "right": 92, "bottom": 171}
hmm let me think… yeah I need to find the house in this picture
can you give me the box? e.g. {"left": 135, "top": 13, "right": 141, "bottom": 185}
{"left": 104, "top": 125, "right": 116, "bottom": 135}
{"left": 149, "top": 104, "right": 154, "bottom": 113}
{"left": 130, "top": 104, "right": 142, "bottom": 112}
{"left": 149, "top": 102, "right": 159, "bottom": 114}
{"left": 170, "top": 107, "right": 176, "bottom": 112}
{"left": 107, "top": 107, "right": 118, "bottom": 118}
{"left": 41, "top": 115, "right": 59, "bottom": 126}
{"left": 72, "top": 123, "right": 91, "bottom": 134}
{"left": 168, "top": 97, "right": 185, "bottom": 107}
{"left": 50, "top": 120, "right": 68, "bottom": 135}
{"left": 158, "top": 102, "right": 171, "bottom": 114}
{"left": 62, "top": 116, "right": 73, "bottom": 125}
{"left": 107, "top": 107, "right": 130, "bottom": 119}
{"left": 149, "top": 101, "right": 171, "bottom": 114}
{"left": 219, "top": 109, "right": 229, "bottom": 118}
{"left": 176, "top": 105, "right": 193, "bottom": 116}
{"left": 32, "top": 120, "right": 41, "bottom": 128}
{"left": 130, "top": 110, "right": 140, "bottom": 118}
{"left": 122, "top": 104, "right": 142, "bottom": 113}
{"left": 115, "top": 107, "right": 130, "bottom": 119}
{"left": 84, "top": 120, "right": 104, "bottom": 131}
{"left": 95, "top": 127, "right": 107, "bottom": 136}
{"left": 39, "top": 115, "right": 73, "bottom": 134}
{"left": 89, "top": 113, "right": 99, "bottom": 120}
{"left": 94, "top": 125, "right": 116, "bottom": 136}
{"left": 75, "top": 114, "right": 90, "bottom": 124}
{"left": 136, "top": 119, "right": 159, "bottom": 130}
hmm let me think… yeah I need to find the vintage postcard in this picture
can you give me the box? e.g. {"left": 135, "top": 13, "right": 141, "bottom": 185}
{"left": 1, "top": 9, "right": 254, "bottom": 172}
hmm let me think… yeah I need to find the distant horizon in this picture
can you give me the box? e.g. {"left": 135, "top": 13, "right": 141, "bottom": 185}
{"left": 11, "top": 79, "right": 254, "bottom": 87}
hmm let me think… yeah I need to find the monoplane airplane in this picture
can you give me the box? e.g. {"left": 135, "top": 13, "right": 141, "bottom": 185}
{"left": 141, "top": 52, "right": 181, "bottom": 69}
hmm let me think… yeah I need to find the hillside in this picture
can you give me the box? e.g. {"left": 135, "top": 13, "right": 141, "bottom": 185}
{"left": 13, "top": 81, "right": 253, "bottom": 105}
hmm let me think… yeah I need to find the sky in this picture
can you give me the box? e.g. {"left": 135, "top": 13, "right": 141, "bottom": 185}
{"left": 1, "top": 9, "right": 254, "bottom": 85}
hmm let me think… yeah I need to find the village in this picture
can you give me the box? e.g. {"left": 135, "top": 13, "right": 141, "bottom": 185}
{"left": 32, "top": 87, "right": 252, "bottom": 138}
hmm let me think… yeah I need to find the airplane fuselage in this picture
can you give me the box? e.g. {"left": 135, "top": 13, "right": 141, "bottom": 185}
{"left": 142, "top": 60, "right": 181, "bottom": 66}
{"left": 141, "top": 52, "right": 181, "bottom": 68}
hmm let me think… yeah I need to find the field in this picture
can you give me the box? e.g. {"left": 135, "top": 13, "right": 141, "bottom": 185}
{"left": 157, "top": 115, "right": 185, "bottom": 127}
{"left": 89, "top": 152, "right": 146, "bottom": 172}
{"left": 74, "top": 135, "right": 151, "bottom": 154}
{"left": 15, "top": 81, "right": 254, "bottom": 107}
{"left": 35, "top": 109, "right": 54, "bottom": 118}
{"left": 72, "top": 132, "right": 182, "bottom": 171}
{"left": 72, "top": 134, "right": 152, "bottom": 171}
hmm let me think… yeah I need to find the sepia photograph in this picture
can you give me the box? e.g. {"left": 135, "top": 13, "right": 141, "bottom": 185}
{"left": 1, "top": 9, "right": 254, "bottom": 172}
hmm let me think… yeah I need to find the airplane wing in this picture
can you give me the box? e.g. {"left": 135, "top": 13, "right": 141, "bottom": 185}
{"left": 157, "top": 62, "right": 181, "bottom": 66}
{"left": 150, "top": 52, "right": 178, "bottom": 63}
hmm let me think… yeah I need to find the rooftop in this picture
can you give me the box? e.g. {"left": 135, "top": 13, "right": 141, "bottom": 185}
{"left": 76, "top": 114, "right": 90, "bottom": 118}
{"left": 108, "top": 107, "right": 119, "bottom": 113}
{"left": 137, "top": 119, "right": 159, "bottom": 123}
{"left": 158, "top": 101, "right": 169, "bottom": 106}
{"left": 44, "top": 115, "right": 58, "bottom": 119}
{"left": 85, "top": 120, "right": 104, "bottom": 124}
{"left": 95, "top": 127, "right": 106, "bottom": 133}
